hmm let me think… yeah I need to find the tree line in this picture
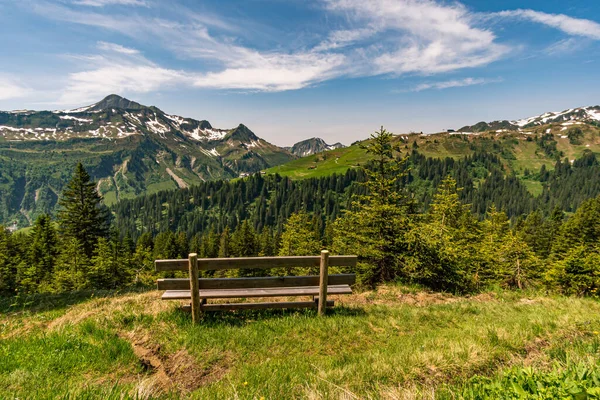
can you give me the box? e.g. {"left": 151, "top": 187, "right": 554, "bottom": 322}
{"left": 2, "top": 128, "right": 600, "bottom": 296}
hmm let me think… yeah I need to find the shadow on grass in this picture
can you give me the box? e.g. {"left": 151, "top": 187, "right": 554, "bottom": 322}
{"left": 165, "top": 304, "right": 367, "bottom": 328}
{"left": 0, "top": 286, "right": 155, "bottom": 315}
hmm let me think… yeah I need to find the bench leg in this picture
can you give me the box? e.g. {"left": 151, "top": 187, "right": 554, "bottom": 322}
{"left": 189, "top": 253, "right": 201, "bottom": 324}
{"left": 318, "top": 250, "right": 329, "bottom": 316}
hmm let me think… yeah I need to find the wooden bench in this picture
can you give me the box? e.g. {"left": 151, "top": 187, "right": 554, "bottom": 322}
{"left": 155, "top": 250, "right": 357, "bottom": 322}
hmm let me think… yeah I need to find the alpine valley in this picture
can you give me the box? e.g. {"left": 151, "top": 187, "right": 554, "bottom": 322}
{"left": 2, "top": 95, "right": 600, "bottom": 228}
{"left": 0, "top": 94, "right": 303, "bottom": 226}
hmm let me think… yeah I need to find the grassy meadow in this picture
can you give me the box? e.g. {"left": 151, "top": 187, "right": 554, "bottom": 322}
{"left": 2, "top": 285, "right": 600, "bottom": 399}
{"left": 266, "top": 125, "right": 600, "bottom": 200}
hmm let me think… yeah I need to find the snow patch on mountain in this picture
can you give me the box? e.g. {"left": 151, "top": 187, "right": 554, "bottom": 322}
{"left": 59, "top": 115, "right": 93, "bottom": 123}
{"left": 58, "top": 103, "right": 98, "bottom": 114}
{"left": 512, "top": 106, "right": 600, "bottom": 127}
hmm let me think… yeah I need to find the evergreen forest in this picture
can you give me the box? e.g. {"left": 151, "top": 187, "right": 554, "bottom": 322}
{"left": 3, "top": 127, "right": 600, "bottom": 297}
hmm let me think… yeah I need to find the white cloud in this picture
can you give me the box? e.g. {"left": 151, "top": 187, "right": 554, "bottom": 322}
{"left": 323, "top": 0, "right": 510, "bottom": 75}
{"left": 495, "top": 9, "right": 600, "bottom": 40}
{"left": 58, "top": 53, "right": 186, "bottom": 105}
{"left": 72, "top": 0, "right": 147, "bottom": 7}
{"left": 30, "top": 0, "right": 514, "bottom": 94}
{"left": 97, "top": 41, "right": 139, "bottom": 54}
{"left": 409, "top": 77, "right": 502, "bottom": 92}
{"left": 0, "top": 77, "right": 32, "bottom": 101}
{"left": 314, "top": 28, "right": 377, "bottom": 51}
{"left": 22, "top": 0, "right": 600, "bottom": 99}
{"left": 193, "top": 52, "right": 346, "bottom": 91}
{"left": 544, "top": 38, "right": 584, "bottom": 56}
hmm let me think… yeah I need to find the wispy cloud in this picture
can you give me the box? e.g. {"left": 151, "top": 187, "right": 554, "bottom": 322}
{"left": 97, "top": 41, "right": 139, "bottom": 54}
{"left": 408, "top": 77, "right": 502, "bottom": 92}
{"left": 323, "top": 0, "right": 510, "bottom": 75}
{"left": 18, "top": 0, "right": 600, "bottom": 101}
{"left": 71, "top": 0, "right": 148, "bottom": 7}
{"left": 58, "top": 50, "right": 186, "bottom": 104}
{"left": 192, "top": 52, "right": 346, "bottom": 91}
{"left": 0, "top": 76, "right": 32, "bottom": 101}
{"left": 544, "top": 38, "right": 585, "bottom": 56}
{"left": 494, "top": 9, "right": 600, "bottom": 40}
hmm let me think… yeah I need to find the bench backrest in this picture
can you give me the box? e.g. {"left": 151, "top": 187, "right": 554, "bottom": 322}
{"left": 155, "top": 255, "right": 357, "bottom": 272}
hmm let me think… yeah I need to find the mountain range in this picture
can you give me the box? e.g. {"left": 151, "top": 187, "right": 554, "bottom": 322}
{"left": 458, "top": 106, "right": 600, "bottom": 133}
{"left": 2, "top": 96, "right": 600, "bottom": 228}
{"left": 0, "top": 95, "right": 343, "bottom": 226}
{"left": 285, "top": 138, "right": 345, "bottom": 157}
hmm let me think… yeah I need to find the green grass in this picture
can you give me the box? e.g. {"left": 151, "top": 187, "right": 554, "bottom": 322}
{"left": 521, "top": 179, "right": 544, "bottom": 196}
{"left": 147, "top": 180, "right": 177, "bottom": 193}
{"left": 103, "top": 190, "right": 118, "bottom": 206}
{"left": 266, "top": 125, "right": 600, "bottom": 184}
{"left": 266, "top": 145, "right": 371, "bottom": 178}
{"left": 16, "top": 221, "right": 59, "bottom": 235}
{"left": 2, "top": 286, "right": 600, "bottom": 399}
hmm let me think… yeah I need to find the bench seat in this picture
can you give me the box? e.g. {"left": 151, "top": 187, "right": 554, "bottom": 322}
{"left": 181, "top": 300, "right": 335, "bottom": 312}
{"left": 162, "top": 284, "right": 353, "bottom": 300}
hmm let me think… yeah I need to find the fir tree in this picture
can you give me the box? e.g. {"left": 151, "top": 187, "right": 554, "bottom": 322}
{"left": 231, "top": 220, "right": 259, "bottom": 257}
{"left": 258, "top": 227, "right": 276, "bottom": 257}
{"left": 406, "top": 176, "right": 479, "bottom": 292}
{"left": 334, "top": 127, "right": 413, "bottom": 285}
{"left": 21, "top": 214, "right": 58, "bottom": 292}
{"left": 500, "top": 231, "right": 540, "bottom": 290}
{"left": 0, "top": 227, "right": 16, "bottom": 294}
{"left": 279, "top": 212, "right": 321, "bottom": 257}
{"left": 53, "top": 237, "right": 88, "bottom": 291}
{"left": 218, "top": 227, "right": 231, "bottom": 258}
{"left": 57, "top": 163, "right": 109, "bottom": 258}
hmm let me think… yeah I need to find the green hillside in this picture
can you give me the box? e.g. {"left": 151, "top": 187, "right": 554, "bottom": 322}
{"left": 266, "top": 143, "right": 371, "bottom": 178}
{"left": 266, "top": 122, "right": 600, "bottom": 191}
{"left": 3, "top": 287, "right": 600, "bottom": 399}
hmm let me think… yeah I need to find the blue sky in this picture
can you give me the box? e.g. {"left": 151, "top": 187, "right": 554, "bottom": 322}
{"left": 0, "top": 0, "right": 599, "bottom": 146}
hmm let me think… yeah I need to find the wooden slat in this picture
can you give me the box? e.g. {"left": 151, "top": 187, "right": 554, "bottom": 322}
{"left": 155, "top": 259, "right": 189, "bottom": 272}
{"left": 161, "top": 284, "right": 352, "bottom": 300}
{"left": 157, "top": 274, "right": 356, "bottom": 290}
{"left": 181, "top": 300, "right": 334, "bottom": 312}
{"left": 155, "top": 255, "right": 357, "bottom": 272}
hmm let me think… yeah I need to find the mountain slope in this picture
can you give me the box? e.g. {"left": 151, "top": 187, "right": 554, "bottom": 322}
{"left": 287, "top": 137, "right": 345, "bottom": 157}
{"left": 268, "top": 106, "right": 600, "bottom": 181}
{"left": 0, "top": 95, "right": 294, "bottom": 226}
{"left": 458, "top": 105, "right": 600, "bottom": 132}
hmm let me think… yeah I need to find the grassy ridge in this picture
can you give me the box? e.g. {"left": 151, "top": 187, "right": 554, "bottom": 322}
{"left": 266, "top": 124, "right": 600, "bottom": 193}
{"left": 266, "top": 144, "right": 371, "bottom": 179}
{"left": 2, "top": 286, "right": 600, "bottom": 399}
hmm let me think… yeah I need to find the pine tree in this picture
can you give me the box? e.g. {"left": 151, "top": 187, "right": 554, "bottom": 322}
{"left": 279, "top": 212, "right": 321, "bottom": 257}
{"left": 132, "top": 237, "right": 155, "bottom": 286}
{"left": 89, "top": 237, "right": 115, "bottom": 288}
{"left": 218, "top": 227, "right": 231, "bottom": 258}
{"left": 0, "top": 227, "right": 17, "bottom": 294}
{"left": 279, "top": 212, "right": 322, "bottom": 275}
{"left": 53, "top": 237, "right": 88, "bottom": 291}
{"left": 153, "top": 231, "right": 177, "bottom": 259}
{"left": 556, "top": 245, "right": 600, "bottom": 296}
{"left": 57, "top": 163, "right": 109, "bottom": 258}
{"left": 231, "top": 220, "right": 259, "bottom": 257}
{"left": 334, "top": 127, "right": 413, "bottom": 286}
{"left": 258, "top": 227, "right": 276, "bottom": 257}
{"left": 500, "top": 231, "right": 540, "bottom": 290}
{"left": 405, "top": 176, "right": 480, "bottom": 292}
{"left": 20, "top": 214, "right": 58, "bottom": 292}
